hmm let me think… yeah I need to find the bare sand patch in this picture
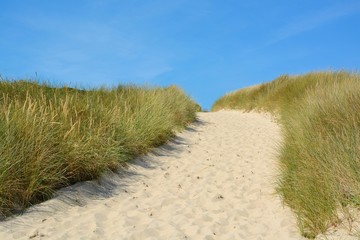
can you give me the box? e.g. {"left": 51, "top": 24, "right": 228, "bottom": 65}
{"left": 0, "top": 111, "right": 305, "bottom": 239}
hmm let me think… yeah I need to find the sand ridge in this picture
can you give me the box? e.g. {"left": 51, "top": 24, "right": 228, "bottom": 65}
{"left": 0, "top": 111, "right": 305, "bottom": 239}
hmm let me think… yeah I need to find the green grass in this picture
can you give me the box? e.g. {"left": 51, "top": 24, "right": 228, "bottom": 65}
{"left": 0, "top": 79, "right": 199, "bottom": 218}
{"left": 212, "top": 71, "right": 360, "bottom": 238}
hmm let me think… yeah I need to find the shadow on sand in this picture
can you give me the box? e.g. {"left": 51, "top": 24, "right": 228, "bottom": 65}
{"left": 1, "top": 117, "right": 209, "bottom": 225}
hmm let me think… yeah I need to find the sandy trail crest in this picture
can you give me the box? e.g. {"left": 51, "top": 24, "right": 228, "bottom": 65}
{"left": 0, "top": 111, "right": 305, "bottom": 240}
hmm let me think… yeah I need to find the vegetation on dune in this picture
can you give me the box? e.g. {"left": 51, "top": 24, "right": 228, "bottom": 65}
{"left": 0, "top": 79, "right": 199, "bottom": 218}
{"left": 212, "top": 71, "right": 360, "bottom": 238}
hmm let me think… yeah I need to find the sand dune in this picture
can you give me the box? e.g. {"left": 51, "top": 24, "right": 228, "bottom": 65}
{"left": 1, "top": 111, "right": 306, "bottom": 239}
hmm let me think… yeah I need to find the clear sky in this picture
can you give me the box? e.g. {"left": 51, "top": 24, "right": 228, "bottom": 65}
{"left": 1, "top": 0, "right": 359, "bottom": 110}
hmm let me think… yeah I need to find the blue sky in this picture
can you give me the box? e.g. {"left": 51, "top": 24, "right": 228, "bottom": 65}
{"left": 1, "top": 0, "right": 359, "bottom": 110}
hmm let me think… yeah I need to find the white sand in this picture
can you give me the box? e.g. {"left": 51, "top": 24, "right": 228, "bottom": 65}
{"left": 0, "top": 111, "right": 307, "bottom": 239}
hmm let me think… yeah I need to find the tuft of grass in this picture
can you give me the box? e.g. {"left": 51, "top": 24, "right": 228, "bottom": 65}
{"left": 0, "top": 79, "right": 199, "bottom": 217}
{"left": 212, "top": 71, "right": 360, "bottom": 237}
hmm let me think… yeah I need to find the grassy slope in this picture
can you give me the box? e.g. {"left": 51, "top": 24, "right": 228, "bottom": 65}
{"left": 0, "top": 80, "right": 199, "bottom": 218}
{"left": 212, "top": 71, "right": 360, "bottom": 238}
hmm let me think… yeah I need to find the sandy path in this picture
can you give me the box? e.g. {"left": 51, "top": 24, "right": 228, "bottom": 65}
{"left": 0, "top": 111, "right": 305, "bottom": 240}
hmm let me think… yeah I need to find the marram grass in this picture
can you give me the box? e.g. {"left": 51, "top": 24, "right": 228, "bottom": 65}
{"left": 212, "top": 71, "right": 360, "bottom": 238}
{"left": 0, "top": 80, "right": 199, "bottom": 218}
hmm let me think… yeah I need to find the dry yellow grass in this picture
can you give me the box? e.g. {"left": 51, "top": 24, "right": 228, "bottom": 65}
{"left": 212, "top": 71, "right": 360, "bottom": 238}
{"left": 0, "top": 80, "right": 199, "bottom": 218}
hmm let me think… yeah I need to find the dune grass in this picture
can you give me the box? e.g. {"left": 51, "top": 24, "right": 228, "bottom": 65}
{"left": 0, "top": 79, "right": 199, "bottom": 218}
{"left": 212, "top": 71, "right": 360, "bottom": 238}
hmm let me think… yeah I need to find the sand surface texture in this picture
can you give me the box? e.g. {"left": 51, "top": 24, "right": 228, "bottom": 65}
{"left": 0, "top": 111, "right": 306, "bottom": 239}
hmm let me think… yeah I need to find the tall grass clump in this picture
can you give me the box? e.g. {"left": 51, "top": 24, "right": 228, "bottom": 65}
{"left": 212, "top": 71, "right": 360, "bottom": 237}
{"left": 0, "top": 80, "right": 199, "bottom": 218}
